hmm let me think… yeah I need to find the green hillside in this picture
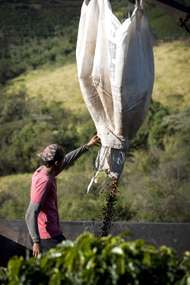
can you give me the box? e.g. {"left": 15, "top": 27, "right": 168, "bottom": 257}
{"left": 4, "top": 64, "right": 85, "bottom": 114}
{"left": 4, "top": 40, "right": 190, "bottom": 112}
{"left": 0, "top": 0, "right": 190, "bottom": 222}
{"left": 0, "top": 0, "right": 188, "bottom": 84}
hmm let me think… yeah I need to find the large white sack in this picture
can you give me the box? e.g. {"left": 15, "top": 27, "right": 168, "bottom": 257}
{"left": 76, "top": 0, "right": 154, "bottom": 183}
{"left": 76, "top": 0, "right": 105, "bottom": 134}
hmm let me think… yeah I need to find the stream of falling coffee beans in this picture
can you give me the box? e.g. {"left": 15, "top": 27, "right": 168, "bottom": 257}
{"left": 101, "top": 178, "right": 118, "bottom": 237}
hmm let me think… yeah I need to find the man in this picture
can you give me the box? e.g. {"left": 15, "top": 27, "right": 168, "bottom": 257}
{"left": 25, "top": 135, "right": 100, "bottom": 257}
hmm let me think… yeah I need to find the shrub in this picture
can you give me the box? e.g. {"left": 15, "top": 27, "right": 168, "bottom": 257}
{"left": 1, "top": 233, "right": 190, "bottom": 285}
{"left": 120, "top": 107, "right": 190, "bottom": 222}
{"left": 0, "top": 89, "right": 81, "bottom": 175}
{"left": 131, "top": 100, "right": 170, "bottom": 150}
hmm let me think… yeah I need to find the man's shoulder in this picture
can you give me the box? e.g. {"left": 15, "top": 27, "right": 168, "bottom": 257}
{"left": 31, "top": 169, "right": 52, "bottom": 197}
{"left": 32, "top": 166, "right": 51, "bottom": 184}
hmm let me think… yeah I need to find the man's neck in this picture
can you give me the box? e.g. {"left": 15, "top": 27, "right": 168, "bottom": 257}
{"left": 44, "top": 166, "right": 55, "bottom": 176}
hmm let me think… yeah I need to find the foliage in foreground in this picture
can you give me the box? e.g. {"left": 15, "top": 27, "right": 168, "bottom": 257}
{"left": 0, "top": 233, "right": 190, "bottom": 285}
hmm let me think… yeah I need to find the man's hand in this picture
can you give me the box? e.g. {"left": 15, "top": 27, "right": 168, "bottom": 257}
{"left": 33, "top": 242, "right": 41, "bottom": 257}
{"left": 86, "top": 134, "right": 101, "bottom": 147}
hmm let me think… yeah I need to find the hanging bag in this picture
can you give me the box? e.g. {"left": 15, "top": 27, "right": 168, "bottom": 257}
{"left": 76, "top": 0, "right": 154, "bottom": 187}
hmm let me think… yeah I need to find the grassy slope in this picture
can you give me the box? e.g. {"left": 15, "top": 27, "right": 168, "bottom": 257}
{"left": 154, "top": 40, "right": 190, "bottom": 110}
{"left": 4, "top": 40, "right": 190, "bottom": 113}
{"left": 4, "top": 64, "right": 86, "bottom": 114}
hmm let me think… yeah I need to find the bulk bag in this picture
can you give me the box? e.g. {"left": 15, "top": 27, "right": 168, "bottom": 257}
{"left": 76, "top": 0, "right": 154, "bottom": 188}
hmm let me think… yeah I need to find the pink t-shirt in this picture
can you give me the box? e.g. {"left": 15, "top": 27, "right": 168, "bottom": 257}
{"left": 31, "top": 166, "right": 62, "bottom": 239}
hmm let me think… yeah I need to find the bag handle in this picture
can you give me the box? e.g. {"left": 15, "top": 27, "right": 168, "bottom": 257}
{"left": 136, "top": 0, "right": 143, "bottom": 9}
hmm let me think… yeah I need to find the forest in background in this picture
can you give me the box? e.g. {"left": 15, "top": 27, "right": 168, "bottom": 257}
{"left": 0, "top": 0, "right": 190, "bottom": 222}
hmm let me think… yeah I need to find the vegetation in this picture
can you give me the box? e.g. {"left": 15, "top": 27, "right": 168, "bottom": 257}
{"left": 1, "top": 92, "right": 190, "bottom": 222}
{"left": 0, "top": 1, "right": 188, "bottom": 85}
{"left": 0, "top": 233, "right": 190, "bottom": 285}
{"left": 0, "top": 1, "right": 80, "bottom": 84}
{"left": 0, "top": 88, "right": 95, "bottom": 175}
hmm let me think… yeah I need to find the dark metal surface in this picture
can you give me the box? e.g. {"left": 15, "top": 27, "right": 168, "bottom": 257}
{"left": 0, "top": 219, "right": 190, "bottom": 265}
{"left": 0, "top": 235, "right": 31, "bottom": 267}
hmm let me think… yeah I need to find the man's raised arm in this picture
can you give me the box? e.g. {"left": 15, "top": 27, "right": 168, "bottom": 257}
{"left": 60, "top": 135, "right": 100, "bottom": 170}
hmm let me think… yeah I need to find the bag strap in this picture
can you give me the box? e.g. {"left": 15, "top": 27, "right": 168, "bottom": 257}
{"left": 136, "top": 0, "right": 143, "bottom": 9}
